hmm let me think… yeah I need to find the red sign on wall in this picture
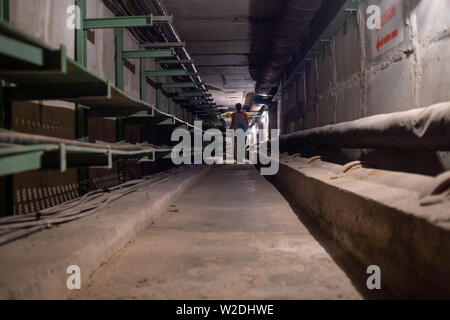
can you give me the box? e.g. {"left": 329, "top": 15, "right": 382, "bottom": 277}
{"left": 371, "top": 0, "right": 404, "bottom": 58}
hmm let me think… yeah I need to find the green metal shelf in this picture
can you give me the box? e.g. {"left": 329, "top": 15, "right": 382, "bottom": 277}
{"left": 0, "top": 9, "right": 217, "bottom": 120}
{"left": 158, "top": 59, "right": 195, "bottom": 65}
{"left": 0, "top": 20, "right": 211, "bottom": 127}
{"left": 0, "top": 20, "right": 61, "bottom": 71}
{"left": 142, "top": 42, "right": 186, "bottom": 49}
{"left": 0, "top": 20, "right": 204, "bottom": 131}
{"left": 0, "top": 130, "right": 173, "bottom": 178}
{"left": 0, "top": 3, "right": 206, "bottom": 215}
{"left": 161, "top": 82, "right": 197, "bottom": 89}
{"left": 0, "top": 18, "right": 206, "bottom": 178}
{"left": 84, "top": 14, "right": 173, "bottom": 29}
{"left": 0, "top": 21, "right": 154, "bottom": 115}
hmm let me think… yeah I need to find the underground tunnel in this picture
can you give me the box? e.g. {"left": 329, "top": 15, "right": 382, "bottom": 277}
{"left": 0, "top": 0, "right": 449, "bottom": 303}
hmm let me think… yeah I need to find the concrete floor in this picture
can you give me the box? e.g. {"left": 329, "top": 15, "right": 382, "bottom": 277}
{"left": 75, "top": 165, "right": 363, "bottom": 300}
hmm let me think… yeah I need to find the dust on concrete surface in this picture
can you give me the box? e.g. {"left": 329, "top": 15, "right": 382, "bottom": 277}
{"left": 75, "top": 165, "right": 363, "bottom": 300}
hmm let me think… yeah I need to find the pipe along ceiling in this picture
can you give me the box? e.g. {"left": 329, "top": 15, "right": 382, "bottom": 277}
{"left": 255, "top": 0, "right": 324, "bottom": 95}
{"left": 104, "top": 0, "right": 345, "bottom": 105}
{"left": 255, "top": 0, "right": 349, "bottom": 97}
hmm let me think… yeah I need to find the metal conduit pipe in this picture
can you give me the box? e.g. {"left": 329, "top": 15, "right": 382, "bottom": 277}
{"left": 0, "top": 130, "right": 144, "bottom": 151}
{"left": 255, "top": 0, "right": 324, "bottom": 94}
{"left": 151, "top": 0, "right": 206, "bottom": 91}
{"left": 279, "top": 102, "right": 450, "bottom": 151}
{"left": 277, "top": 0, "right": 348, "bottom": 95}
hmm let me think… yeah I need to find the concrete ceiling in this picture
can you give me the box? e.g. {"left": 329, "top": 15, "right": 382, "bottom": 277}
{"left": 162, "top": 0, "right": 283, "bottom": 111}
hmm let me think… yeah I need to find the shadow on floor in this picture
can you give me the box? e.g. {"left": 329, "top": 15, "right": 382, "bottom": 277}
{"left": 266, "top": 176, "right": 397, "bottom": 300}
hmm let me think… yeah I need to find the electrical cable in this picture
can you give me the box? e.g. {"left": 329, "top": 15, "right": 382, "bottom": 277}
{"left": 0, "top": 167, "right": 186, "bottom": 246}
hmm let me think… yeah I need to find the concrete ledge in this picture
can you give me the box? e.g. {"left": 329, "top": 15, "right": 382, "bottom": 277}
{"left": 268, "top": 159, "right": 450, "bottom": 299}
{"left": 0, "top": 165, "right": 210, "bottom": 299}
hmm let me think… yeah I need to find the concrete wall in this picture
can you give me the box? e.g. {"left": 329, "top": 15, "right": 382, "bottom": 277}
{"left": 279, "top": 0, "right": 450, "bottom": 132}
{"left": 271, "top": 157, "right": 450, "bottom": 298}
{"left": 6, "top": 0, "right": 179, "bottom": 214}
{"left": 277, "top": 0, "right": 450, "bottom": 175}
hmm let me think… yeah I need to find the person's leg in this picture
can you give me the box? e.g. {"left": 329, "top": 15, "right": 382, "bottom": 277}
{"left": 234, "top": 136, "right": 237, "bottom": 164}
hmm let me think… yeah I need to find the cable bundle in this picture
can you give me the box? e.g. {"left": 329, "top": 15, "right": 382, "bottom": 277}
{"left": 0, "top": 167, "right": 185, "bottom": 246}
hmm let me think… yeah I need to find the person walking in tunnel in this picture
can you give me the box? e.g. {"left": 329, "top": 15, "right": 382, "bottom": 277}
{"left": 230, "top": 103, "right": 250, "bottom": 132}
{"left": 230, "top": 103, "right": 251, "bottom": 163}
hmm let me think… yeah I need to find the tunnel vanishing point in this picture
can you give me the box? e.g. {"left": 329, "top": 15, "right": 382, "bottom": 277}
{"left": 0, "top": 0, "right": 449, "bottom": 300}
